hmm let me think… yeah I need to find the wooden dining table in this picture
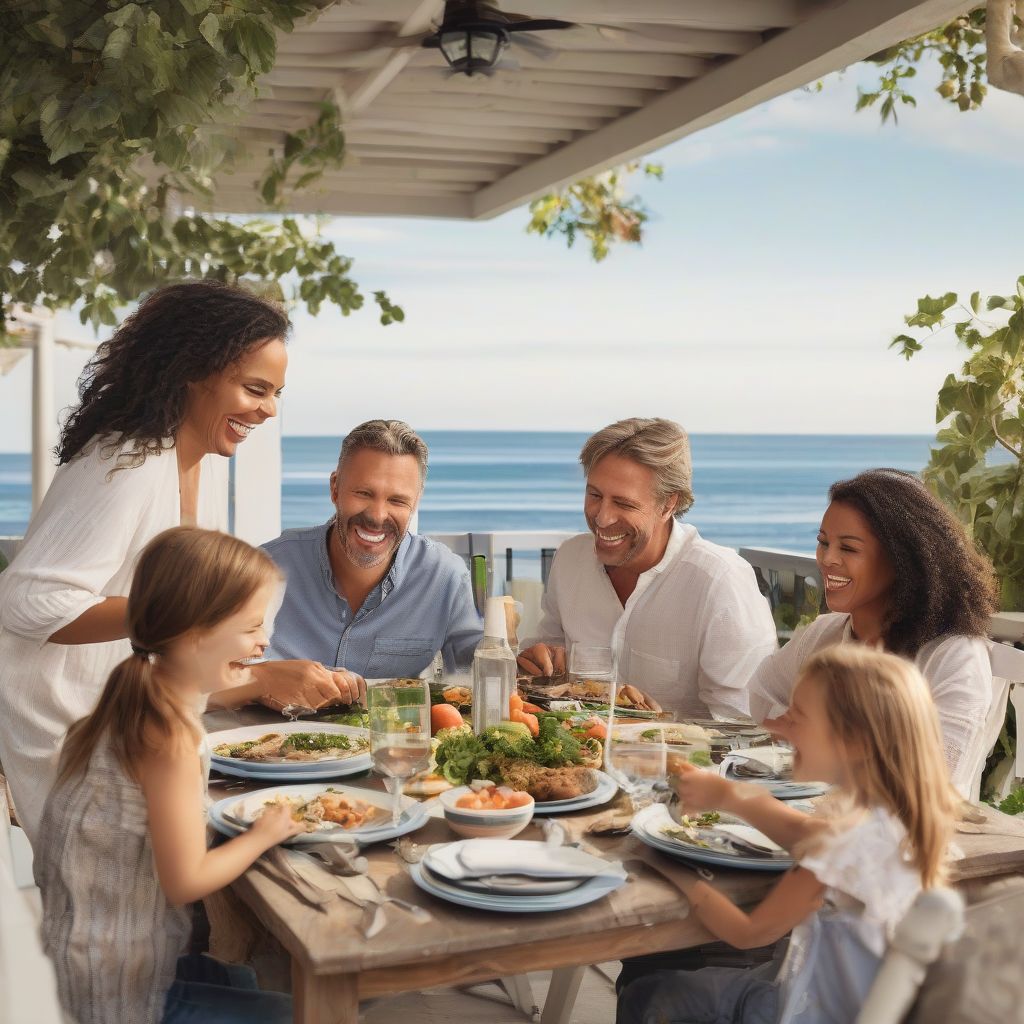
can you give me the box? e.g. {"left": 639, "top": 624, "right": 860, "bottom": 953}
{"left": 203, "top": 705, "right": 1024, "bottom": 1024}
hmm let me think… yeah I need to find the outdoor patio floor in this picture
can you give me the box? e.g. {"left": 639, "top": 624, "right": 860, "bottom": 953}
{"left": 361, "top": 963, "right": 620, "bottom": 1023}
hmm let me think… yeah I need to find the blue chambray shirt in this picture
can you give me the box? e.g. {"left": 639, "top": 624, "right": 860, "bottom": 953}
{"left": 261, "top": 520, "right": 483, "bottom": 676}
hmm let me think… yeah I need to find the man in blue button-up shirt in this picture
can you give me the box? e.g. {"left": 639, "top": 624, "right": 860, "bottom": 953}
{"left": 255, "top": 421, "right": 482, "bottom": 705}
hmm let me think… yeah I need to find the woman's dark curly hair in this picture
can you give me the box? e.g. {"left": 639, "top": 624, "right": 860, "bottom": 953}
{"left": 827, "top": 468, "right": 998, "bottom": 656}
{"left": 57, "top": 281, "right": 290, "bottom": 467}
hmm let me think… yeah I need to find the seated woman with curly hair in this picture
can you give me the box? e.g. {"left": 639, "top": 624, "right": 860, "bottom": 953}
{"left": 747, "top": 468, "right": 999, "bottom": 799}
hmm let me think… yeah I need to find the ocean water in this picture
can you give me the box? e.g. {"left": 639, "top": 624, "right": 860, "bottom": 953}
{"left": 0, "top": 432, "right": 934, "bottom": 553}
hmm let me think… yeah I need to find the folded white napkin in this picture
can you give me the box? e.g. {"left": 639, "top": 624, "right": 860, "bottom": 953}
{"left": 426, "top": 839, "right": 611, "bottom": 881}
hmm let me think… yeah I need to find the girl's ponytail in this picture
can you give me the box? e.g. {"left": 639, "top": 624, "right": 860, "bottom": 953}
{"left": 58, "top": 527, "right": 279, "bottom": 782}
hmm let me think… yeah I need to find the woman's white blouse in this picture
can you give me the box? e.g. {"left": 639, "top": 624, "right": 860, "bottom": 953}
{"left": 746, "top": 612, "right": 993, "bottom": 798}
{"left": 0, "top": 441, "right": 226, "bottom": 843}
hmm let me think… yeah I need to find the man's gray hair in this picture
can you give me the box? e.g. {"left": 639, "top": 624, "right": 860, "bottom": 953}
{"left": 338, "top": 419, "right": 428, "bottom": 484}
{"left": 580, "top": 417, "right": 694, "bottom": 517}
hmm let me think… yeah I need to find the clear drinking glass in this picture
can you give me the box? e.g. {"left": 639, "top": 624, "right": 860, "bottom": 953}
{"left": 568, "top": 643, "right": 614, "bottom": 682}
{"left": 367, "top": 678, "right": 432, "bottom": 825}
{"left": 605, "top": 732, "right": 667, "bottom": 810}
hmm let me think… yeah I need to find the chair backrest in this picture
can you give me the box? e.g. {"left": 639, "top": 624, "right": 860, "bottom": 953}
{"left": 855, "top": 887, "right": 965, "bottom": 1024}
{"left": 906, "top": 875, "right": 1024, "bottom": 1024}
{"left": 988, "top": 641, "right": 1024, "bottom": 784}
{"left": 0, "top": 787, "right": 67, "bottom": 1023}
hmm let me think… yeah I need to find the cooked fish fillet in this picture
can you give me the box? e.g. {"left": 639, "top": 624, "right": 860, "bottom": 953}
{"left": 493, "top": 759, "right": 597, "bottom": 802}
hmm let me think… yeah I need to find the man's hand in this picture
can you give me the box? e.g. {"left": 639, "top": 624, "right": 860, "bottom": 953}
{"left": 517, "top": 643, "right": 566, "bottom": 677}
{"left": 251, "top": 660, "right": 364, "bottom": 711}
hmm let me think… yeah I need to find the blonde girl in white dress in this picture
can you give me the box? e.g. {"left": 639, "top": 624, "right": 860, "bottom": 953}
{"left": 618, "top": 644, "right": 959, "bottom": 1024}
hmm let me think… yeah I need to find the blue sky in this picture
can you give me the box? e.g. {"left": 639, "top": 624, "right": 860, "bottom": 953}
{"left": 1, "top": 60, "right": 1022, "bottom": 449}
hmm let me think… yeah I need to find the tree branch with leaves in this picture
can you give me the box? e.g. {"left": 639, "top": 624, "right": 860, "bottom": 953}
{"left": 0, "top": 0, "right": 402, "bottom": 345}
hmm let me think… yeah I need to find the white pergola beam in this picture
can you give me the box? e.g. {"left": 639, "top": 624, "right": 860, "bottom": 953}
{"left": 471, "top": 0, "right": 972, "bottom": 219}
{"left": 383, "top": 77, "right": 651, "bottom": 108}
{"left": 209, "top": 189, "right": 471, "bottom": 218}
{"left": 344, "top": 0, "right": 444, "bottom": 115}
{"left": 538, "top": 1, "right": 802, "bottom": 30}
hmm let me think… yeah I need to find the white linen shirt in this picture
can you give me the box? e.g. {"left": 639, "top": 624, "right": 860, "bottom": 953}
{"left": 529, "top": 521, "right": 778, "bottom": 720}
{"left": 746, "top": 612, "right": 994, "bottom": 799}
{"left": 0, "top": 440, "right": 226, "bottom": 844}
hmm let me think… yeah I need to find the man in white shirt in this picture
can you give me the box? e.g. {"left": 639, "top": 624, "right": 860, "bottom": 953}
{"left": 518, "top": 418, "right": 777, "bottom": 720}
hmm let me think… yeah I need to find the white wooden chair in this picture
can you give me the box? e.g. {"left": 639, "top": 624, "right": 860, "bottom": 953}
{"left": 982, "top": 640, "right": 1024, "bottom": 802}
{"left": 855, "top": 886, "right": 965, "bottom": 1024}
{"left": 0, "top": 781, "right": 66, "bottom": 1023}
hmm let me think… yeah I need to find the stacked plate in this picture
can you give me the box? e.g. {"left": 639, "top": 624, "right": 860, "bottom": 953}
{"left": 208, "top": 782, "right": 429, "bottom": 846}
{"left": 410, "top": 838, "right": 627, "bottom": 912}
{"left": 719, "top": 747, "right": 828, "bottom": 800}
{"left": 632, "top": 804, "right": 793, "bottom": 873}
{"left": 206, "top": 722, "right": 372, "bottom": 782}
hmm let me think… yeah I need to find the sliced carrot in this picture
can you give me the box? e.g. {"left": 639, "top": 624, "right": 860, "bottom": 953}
{"left": 521, "top": 701, "right": 544, "bottom": 713}
{"left": 510, "top": 708, "right": 539, "bottom": 737}
{"left": 509, "top": 692, "right": 524, "bottom": 713}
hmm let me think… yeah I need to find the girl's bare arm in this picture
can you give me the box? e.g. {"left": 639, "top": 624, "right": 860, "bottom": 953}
{"left": 138, "top": 735, "right": 302, "bottom": 906}
{"left": 685, "top": 866, "right": 825, "bottom": 949}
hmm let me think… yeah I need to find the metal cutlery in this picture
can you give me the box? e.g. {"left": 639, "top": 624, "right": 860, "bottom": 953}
{"left": 255, "top": 847, "right": 333, "bottom": 912}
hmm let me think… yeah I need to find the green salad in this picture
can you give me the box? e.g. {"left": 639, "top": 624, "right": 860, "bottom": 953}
{"left": 433, "top": 718, "right": 600, "bottom": 786}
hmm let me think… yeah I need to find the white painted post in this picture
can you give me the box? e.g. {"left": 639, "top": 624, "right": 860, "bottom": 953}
{"left": 30, "top": 312, "right": 56, "bottom": 513}
{"left": 231, "top": 406, "right": 283, "bottom": 546}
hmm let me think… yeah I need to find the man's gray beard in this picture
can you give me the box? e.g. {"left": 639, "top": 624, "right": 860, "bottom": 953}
{"left": 336, "top": 517, "right": 402, "bottom": 569}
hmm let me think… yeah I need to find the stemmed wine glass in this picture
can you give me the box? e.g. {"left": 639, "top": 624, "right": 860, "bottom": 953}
{"left": 366, "top": 678, "right": 432, "bottom": 826}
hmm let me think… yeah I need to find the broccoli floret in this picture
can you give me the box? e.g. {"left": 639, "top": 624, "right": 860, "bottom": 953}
{"left": 481, "top": 726, "right": 537, "bottom": 761}
{"left": 534, "top": 715, "right": 583, "bottom": 766}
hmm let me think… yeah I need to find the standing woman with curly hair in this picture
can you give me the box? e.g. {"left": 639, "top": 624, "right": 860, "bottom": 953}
{"left": 747, "top": 468, "right": 999, "bottom": 799}
{"left": 0, "top": 282, "right": 340, "bottom": 843}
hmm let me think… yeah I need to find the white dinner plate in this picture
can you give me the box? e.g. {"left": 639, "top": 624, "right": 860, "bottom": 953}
{"left": 207, "top": 783, "right": 428, "bottom": 846}
{"left": 411, "top": 857, "right": 626, "bottom": 912}
{"left": 530, "top": 770, "right": 618, "bottom": 815}
{"left": 206, "top": 722, "right": 371, "bottom": 774}
{"left": 719, "top": 764, "right": 828, "bottom": 800}
{"left": 632, "top": 804, "right": 793, "bottom": 873}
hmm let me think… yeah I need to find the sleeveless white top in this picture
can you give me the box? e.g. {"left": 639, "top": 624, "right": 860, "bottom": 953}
{"left": 33, "top": 733, "right": 209, "bottom": 1024}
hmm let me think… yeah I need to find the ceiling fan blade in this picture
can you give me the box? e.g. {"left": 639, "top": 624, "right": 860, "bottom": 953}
{"left": 510, "top": 32, "right": 557, "bottom": 60}
{"left": 505, "top": 18, "right": 576, "bottom": 32}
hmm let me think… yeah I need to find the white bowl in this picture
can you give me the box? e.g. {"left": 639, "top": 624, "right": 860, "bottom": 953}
{"left": 439, "top": 786, "right": 535, "bottom": 839}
